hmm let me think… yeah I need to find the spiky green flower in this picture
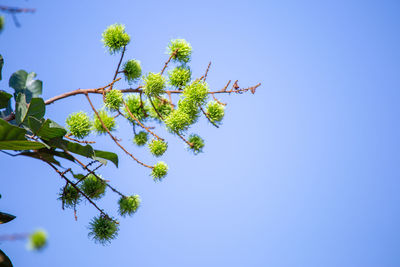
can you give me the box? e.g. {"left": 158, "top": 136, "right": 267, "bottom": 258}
{"left": 168, "top": 66, "right": 191, "bottom": 88}
{"left": 167, "top": 39, "right": 192, "bottom": 63}
{"left": 206, "top": 101, "right": 225, "bottom": 123}
{"left": 102, "top": 24, "right": 130, "bottom": 54}
{"left": 88, "top": 216, "right": 119, "bottom": 245}
{"left": 151, "top": 162, "right": 168, "bottom": 181}
{"left": 183, "top": 80, "right": 209, "bottom": 105}
{"left": 118, "top": 195, "right": 141, "bottom": 217}
{"left": 148, "top": 98, "right": 173, "bottom": 122}
{"left": 80, "top": 174, "right": 106, "bottom": 200}
{"left": 0, "top": 16, "right": 4, "bottom": 32}
{"left": 123, "top": 59, "right": 142, "bottom": 83}
{"left": 165, "top": 109, "right": 192, "bottom": 133}
{"left": 148, "top": 139, "right": 168, "bottom": 157}
{"left": 124, "top": 94, "right": 149, "bottom": 123}
{"left": 143, "top": 72, "right": 166, "bottom": 97}
{"left": 28, "top": 230, "right": 47, "bottom": 251}
{"left": 133, "top": 131, "right": 148, "bottom": 146}
{"left": 65, "top": 111, "right": 92, "bottom": 139}
{"left": 188, "top": 134, "right": 205, "bottom": 154}
{"left": 59, "top": 184, "right": 80, "bottom": 208}
{"left": 93, "top": 110, "right": 116, "bottom": 134}
{"left": 104, "top": 89, "right": 123, "bottom": 110}
{"left": 177, "top": 98, "right": 200, "bottom": 123}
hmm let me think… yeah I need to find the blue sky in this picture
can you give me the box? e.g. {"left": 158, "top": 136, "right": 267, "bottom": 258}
{"left": 1, "top": 0, "right": 400, "bottom": 266}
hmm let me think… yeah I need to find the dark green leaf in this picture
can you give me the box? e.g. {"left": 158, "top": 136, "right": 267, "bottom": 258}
{"left": 0, "top": 140, "right": 46, "bottom": 150}
{"left": 28, "top": 117, "right": 66, "bottom": 140}
{"left": 19, "top": 150, "right": 61, "bottom": 166}
{"left": 0, "top": 249, "right": 13, "bottom": 267}
{"left": 9, "top": 70, "right": 42, "bottom": 102}
{"left": 0, "top": 91, "right": 12, "bottom": 109}
{"left": 46, "top": 138, "right": 95, "bottom": 158}
{"left": 94, "top": 150, "right": 118, "bottom": 167}
{"left": 14, "top": 93, "right": 27, "bottom": 125}
{"left": 0, "top": 55, "right": 4, "bottom": 81}
{"left": 0, "top": 118, "right": 25, "bottom": 140}
{"left": 22, "top": 98, "right": 45, "bottom": 125}
{"left": 0, "top": 212, "right": 16, "bottom": 224}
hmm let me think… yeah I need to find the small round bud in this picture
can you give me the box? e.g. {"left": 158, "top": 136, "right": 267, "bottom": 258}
{"left": 206, "top": 101, "right": 225, "bottom": 124}
{"left": 80, "top": 174, "right": 106, "bottom": 200}
{"left": 123, "top": 60, "right": 142, "bottom": 83}
{"left": 124, "top": 94, "right": 149, "bottom": 123}
{"left": 168, "top": 66, "right": 191, "bottom": 88}
{"left": 28, "top": 230, "right": 47, "bottom": 251}
{"left": 93, "top": 110, "right": 116, "bottom": 134}
{"left": 148, "top": 139, "right": 168, "bottom": 157}
{"left": 59, "top": 184, "right": 80, "bottom": 208}
{"left": 188, "top": 134, "right": 205, "bottom": 154}
{"left": 88, "top": 215, "right": 119, "bottom": 245}
{"left": 148, "top": 98, "right": 173, "bottom": 122}
{"left": 65, "top": 111, "right": 92, "bottom": 139}
{"left": 167, "top": 39, "right": 192, "bottom": 63}
{"left": 118, "top": 195, "right": 141, "bottom": 217}
{"left": 104, "top": 89, "right": 123, "bottom": 110}
{"left": 143, "top": 72, "right": 166, "bottom": 97}
{"left": 151, "top": 161, "right": 168, "bottom": 181}
{"left": 133, "top": 131, "right": 148, "bottom": 146}
{"left": 165, "top": 109, "right": 191, "bottom": 133}
{"left": 183, "top": 80, "right": 209, "bottom": 105}
{"left": 102, "top": 24, "right": 130, "bottom": 54}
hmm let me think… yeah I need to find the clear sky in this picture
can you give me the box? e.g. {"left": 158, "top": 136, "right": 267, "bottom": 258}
{"left": 1, "top": 0, "right": 400, "bottom": 266}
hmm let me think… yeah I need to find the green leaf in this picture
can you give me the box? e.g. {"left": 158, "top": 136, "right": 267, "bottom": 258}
{"left": 94, "top": 150, "right": 118, "bottom": 167}
{"left": 0, "top": 212, "right": 16, "bottom": 224}
{"left": 23, "top": 98, "right": 45, "bottom": 124}
{"left": 0, "top": 91, "right": 12, "bottom": 109}
{"left": 0, "top": 140, "right": 46, "bottom": 150}
{"left": 0, "top": 249, "right": 13, "bottom": 267}
{"left": 0, "top": 55, "right": 4, "bottom": 81}
{"left": 14, "top": 93, "right": 27, "bottom": 125}
{"left": 0, "top": 119, "right": 46, "bottom": 150}
{"left": 28, "top": 117, "right": 66, "bottom": 140}
{"left": 19, "top": 148, "right": 75, "bottom": 166}
{"left": 9, "top": 70, "right": 42, "bottom": 102}
{"left": 0, "top": 118, "right": 25, "bottom": 140}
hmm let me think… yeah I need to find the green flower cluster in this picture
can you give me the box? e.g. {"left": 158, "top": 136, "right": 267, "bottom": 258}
{"left": 59, "top": 184, "right": 80, "bottom": 208}
{"left": 133, "top": 131, "right": 148, "bottom": 146}
{"left": 143, "top": 72, "right": 166, "bottom": 96}
{"left": 188, "top": 134, "right": 205, "bottom": 154}
{"left": 165, "top": 81, "right": 209, "bottom": 133}
{"left": 118, "top": 195, "right": 141, "bottom": 217}
{"left": 80, "top": 174, "right": 106, "bottom": 200}
{"left": 148, "top": 139, "right": 168, "bottom": 157}
{"left": 88, "top": 216, "right": 119, "bottom": 245}
{"left": 104, "top": 89, "right": 123, "bottom": 110}
{"left": 0, "top": 16, "right": 4, "bottom": 32}
{"left": 168, "top": 66, "right": 191, "bottom": 88}
{"left": 102, "top": 24, "right": 130, "bottom": 54}
{"left": 148, "top": 98, "right": 173, "bottom": 122}
{"left": 124, "top": 94, "right": 149, "bottom": 123}
{"left": 206, "top": 101, "right": 225, "bottom": 123}
{"left": 123, "top": 59, "right": 142, "bottom": 83}
{"left": 65, "top": 111, "right": 92, "bottom": 139}
{"left": 28, "top": 230, "right": 47, "bottom": 251}
{"left": 151, "top": 162, "right": 168, "bottom": 181}
{"left": 167, "top": 39, "right": 192, "bottom": 63}
{"left": 93, "top": 110, "right": 116, "bottom": 134}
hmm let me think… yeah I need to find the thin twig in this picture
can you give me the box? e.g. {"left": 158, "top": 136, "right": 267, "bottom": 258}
{"left": 65, "top": 134, "right": 96, "bottom": 144}
{"left": 109, "top": 46, "right": 126, "bottom": 91}
{"left": 203, "top": 62, "right": 211, "bottom": 81}
{"left": 199, "top": 105, "right": 219, "bottom": 128}
{"left": 160, "top": 49, "right": 179, "bottom": 75}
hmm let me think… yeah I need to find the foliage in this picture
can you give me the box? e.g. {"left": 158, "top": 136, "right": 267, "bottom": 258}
{"left": 143, "top": 72, "right": 166, "bottom": 97}
{"left": 167, "top": 39, "right": 192, "bottom": 63}
{"left": 80, "top": 174, "right": 106, "bottom": 200}
{"left": 104, "top": 89, "right": 123, "bottom": 110}
{"left": 118, "top": 195, "right": 141, "bottom": 217}
{"left": 59, "top": 184, "right": 80, "bottom": 208}
{"left": 188, "top": 134, "right": 204, "bottom": 154}
{"left": 0, "top": 16, "right": 4, "bottom": 33}
{"left": 133, "top": 131, "right": 148, "bottom": 146}
{"left": 93, "top": 109, "right": 116, "bottom": 134}
{"left": 148, "top": 139, "right": 168, "bottom": 157}
{"left": 206, "top": 101, "right": 225, "bottom": 124}
{"left": 151, "top": 161, "right": 168, "bottom": 181}
{"left": 124, "top": 94, "right": 149, "bottom": 123}
{"left": 123, "top": 59, "right": 142, "bottom": 83}
{"left": 168, "top": 66, "right": 191, "bottom": 88}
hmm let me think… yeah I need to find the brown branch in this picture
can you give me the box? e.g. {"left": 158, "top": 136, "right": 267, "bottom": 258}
{"left": 44, "top": 78, "right": 121, "bottom": 105}
{"left": 85, "top": 93, "right": 153, "bottom": 169}
{"left": 160, "top": 49, "right": 179, "bottom": 75}
{"left": 65, "top": 134, "right": 96, "bottom": 144}
{"left": 109, "top": 46, "right": 126, "bottom": 91}
{"left": 3, "top": 113, "right": 15, "bottom": 122}
{"left": 202, "top": 62, "right": 212, "bottom": 81}
{"left": 0, "top": 6, "right": 35, "bottom": 13}
{"left": 122, "top": 100, "right": 164, "bottom": 141}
